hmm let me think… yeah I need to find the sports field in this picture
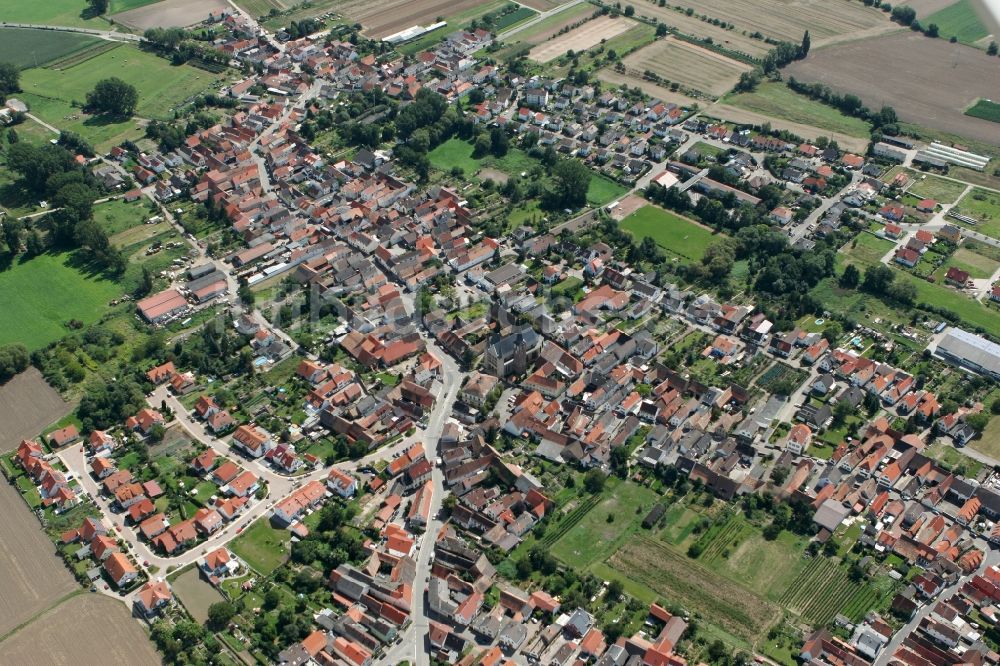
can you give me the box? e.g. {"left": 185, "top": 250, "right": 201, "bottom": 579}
{"left": 723, "top": 82, "right": 872, "bottom": 139}
{"left": 0, "top": 251, "right": 122, "bottom": 350}
{"left": 0, "top": 28, "right": 101, "bottom": 70}
{"left": 18, "top": 45, "right": 226, "bottom": 148}
{"left": 620, "top": 205, "right": 718, "bottom": 262}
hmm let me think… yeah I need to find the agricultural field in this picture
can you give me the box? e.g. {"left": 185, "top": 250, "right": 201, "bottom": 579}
{"left": 618, "top": 36, "right": 751, "bottom": 98}
{"left": 691, "top": 514, "right": 810, "bottom": 601}
{"left": 0, "top": 251, "right": 123, "bottom": 350}
{"left": 619, "top": 205, "right": 719, "bottom": 262}
{"left": 111, "top": 0, "right": 230, "bottom": 30}
{"left": 722, "top": 82, "right": 872, "bottom": 139}
{"left": 0, "top": 481, "right": 78, "bottom": 638}
{"left": 625, "top": 4, "right": 771, "bottom": 58}
{"left": 0, "top": 28, "right": 101, "bottom": 70}
{"left": 780, "top": 556, "right": 896, "bottom": 624}
{"left": 0, "top": 0, "right": 107, "bottom": 28}
{"left": 173, "top": 566, "right": 226, "bottom": 623}
{"left": 549, "top": 479, "right": 658, "bottom": 568}
{"left": 755, "top": 362, "right": 807, "bottom": 394}
{"left": 596, "top": 68, "right": 699, "bottom": 108}
{"left": 499, "top": 1, "right": 592, "bottom": 47}
{"left": 529, "top": 15, "right": 635, "bottom": 62}
{"left": 784, "top": 31, "right": 1000, "bottom": 146}
{"left": 954, "top": 188, "right": 1000, "bottom": 239}
{"left": 0, "top": 593, "right": 160, "bottom": 664}
{"left": 966, "top": 99, "right": 1000, "bottom": 124}
{"left": 332, "top": 0, "right": 501, "bottom": 39}
{"left": 925, "top": 0, "right": 992, "bottom": 47}
{"left": 18, "top": 44, "right": 227, "bottom": 149}
{"left": 0, "top": 369, "right": 70, "bottom": 453}
{"left": 608, "top": 534, "right": 779, "bottom": 643}
{"left": 663, "top": 0, "right": 886, "bottom": 45}
{"left": 230, "top": 517, "right": 292, "bottom": 575}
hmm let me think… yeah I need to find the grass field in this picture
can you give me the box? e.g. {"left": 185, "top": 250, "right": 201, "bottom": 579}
{"left": 550, "top": 479, "right": 658, "bottom": 568}
{"left": 954, "top": 188, "right": 1000, "bottom": 239}
{"left": 0, "top": 0, "right": 107, "bottom": 28}
{"left": 926, "top": 0, "right": 991, "bottom": 47}
{"left": 229, "top": 518, "right": 291, "bottom": 575}
{"left": 0, "top": 28, "right": 102, "bottom": 70}
{"left": 93, "top": 198, "right": 152, "bottom": 236}
{"left": 723, "top": 82, "right": 872, "bottom": 139}
{"left": 840, "top": 233, "right": 895, "bottom": 268}
{"left": 586, "top": 175, "right": 628, "bottom": 207}
{"left": 620, "top": 205, "right": 718, "bottom": 262}
{"left": 109, "top": 0, "right": 161, "bottom": 12}
{"left": 0, "top": 251, "right": 122, "bottom": 350}
{"left": 935, "top": 247, "right": 999, "bottom": 280}
{"left": 172, "top": 566, "right": 225, "bottom": 623}
{"left": 966, "top": 99, "right": 1000, "bottom": 124}
{"left": 19, "top": 45, "right": 227, "bottom": 149}
{"left": 693, "top": 514, "right": 810, "bottom": 601}
{"left": 905, "top": 171, "right": 971, "bottom": 204}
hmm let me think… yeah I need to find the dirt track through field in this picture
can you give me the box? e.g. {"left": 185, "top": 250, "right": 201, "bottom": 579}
{"left": 529, "top": 15, "right": 632, "bottom": 62}
{"left": 0, "top": 593, "right": 160, "bottom": 665}
{"left": 784, "top": 30, "right": 1000, "bottom": 146}
{"left": 0, "top": 481, "right": 78, "bottom": 638}
{"left": 0, "top": 368, "right": 70, "bottom": 454}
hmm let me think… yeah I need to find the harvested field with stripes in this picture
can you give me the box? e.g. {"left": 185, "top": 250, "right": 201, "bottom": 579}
{"left": 619, "top": 37, "right": 752, "bottom": 97}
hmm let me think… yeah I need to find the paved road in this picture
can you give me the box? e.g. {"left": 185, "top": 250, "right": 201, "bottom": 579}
{"left": 384, "top": 338, "right": 462, "bottom": 666}
{"left": 0, "top": 21, "right": 142, "bottom": 43}
{"left": 497, "top": 0, "right": 587, "bottom": 41}
{"left": 874, "top": 542, "right": 1000, "bottom": 665}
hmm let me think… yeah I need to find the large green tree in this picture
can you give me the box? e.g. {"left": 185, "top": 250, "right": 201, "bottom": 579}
{"left": 0, "top": 62, "right": 19, "bottom": 101}
{"left": 548, "top": 158, "right": 591, "bottom": 209}
{"left": 86, "top": 78, "right": 139, "bottom": 117}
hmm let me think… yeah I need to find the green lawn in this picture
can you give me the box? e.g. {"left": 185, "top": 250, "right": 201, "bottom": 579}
{"left": 620, "top": 205, "right": 719, "bottom": 262}
{"left": 896, "top": 269, "right": 1000, "bottom": 335}
{"left": 906, "top": 173, "right": 969, "bottom": 204}
{"left": 703, "top": 524, "right": 809, "bottom": 601}
{"left": 723, "top": 82, "right": 872, "bottom": 139}
{"left": 229, "top": 518, "right": 291, "bottom": 575}
{"left": 955, "top": 188, "right": 1000, "bottom": 239}
{"left": 19, "top": 45, "right": 227, "bottom": 149}
{"left": 0, "top": 250, "right": 122, "bottom": 350}
{"left": 0, "top": 0, "right": 109, "bottom": 28}
{"left": 926, "top": 0, "right": 990, "bottom": 47}
{"left": 0, "top": 28, "right": 102, "bottom": 69}
{"left": 428, "top": 137, "right": 483, "bottom": 175}
{"left": 93, "top": 198, "right": 151, "bottom": 236}
{"left": 840, "top": 233, "right": 895, "bottom": 268}
{"left": 109, "top": 0, "right": 161, "bottom": 13}
{"left": 550, "top": 479, "right": 658, "bottom": 568}
{"left": 586, "top": 174, "right": 628, "bottom": 206}
{"left": 966, "top": 99, "right": 1000, "bottom": 124}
